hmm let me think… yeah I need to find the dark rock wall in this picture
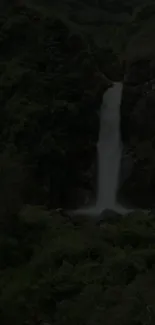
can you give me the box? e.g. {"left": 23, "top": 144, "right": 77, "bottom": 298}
{"left": 119, "top": 59, "right": 155, "bottom": 208}
{"left": 0, "top": 4, "right": 112, "bottom": 213}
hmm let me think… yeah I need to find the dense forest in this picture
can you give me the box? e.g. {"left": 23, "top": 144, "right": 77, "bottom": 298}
{"left": 1, "top": 0, "right": 155, "bottom": 324}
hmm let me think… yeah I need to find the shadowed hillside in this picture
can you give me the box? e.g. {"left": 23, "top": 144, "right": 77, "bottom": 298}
{"left": 1, "top": 0, "right": 155, "bottom": 324}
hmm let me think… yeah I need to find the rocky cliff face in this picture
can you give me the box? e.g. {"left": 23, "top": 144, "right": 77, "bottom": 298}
{"left": 119, "top": 59, "right": 155, "bottom": 208}
{"left": 2, "top": 0, "right": 155, "bottom": 213}
{"left": 0, "top": 4, "right": 114, "bottom": 216}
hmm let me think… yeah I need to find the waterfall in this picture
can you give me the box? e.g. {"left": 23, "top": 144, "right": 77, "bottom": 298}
{"left": 72, "top": 81, "right": 129, "bottom": 217}
{"left": 96, "top": 82, "right": 123, "bottom": 211}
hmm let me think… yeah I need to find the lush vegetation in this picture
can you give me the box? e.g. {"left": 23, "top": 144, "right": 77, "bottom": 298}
{"left": 1, "top": 0, "right": 155, "bottom": 324}
{"left": 1, "top": 208, "right": 155, "bottom": 325}
{"left": 0, "top": 2, "right": 110, "bottom": 214}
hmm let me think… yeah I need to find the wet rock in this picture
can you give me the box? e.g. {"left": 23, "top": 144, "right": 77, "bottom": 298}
{"left": 125, "top": 59, "right": 151, "bottom": 85}
{"left": 98, "top": 209, "right": 122, "bottom": 224}
{"left": 120, "top": 59, "right": 155, "bottom": 208}
{"left": 94, "top": 47, "right": 124, "bottom": 81}
{"left": 67, "top": 33, "right": 85, "bottom": 54}
{"left": 119, "top": 149, "right": 134, "bottom": 187}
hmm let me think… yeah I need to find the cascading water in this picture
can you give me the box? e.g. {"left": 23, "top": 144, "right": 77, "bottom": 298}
{"left": 73, "top": 81, "right": 128, "bottom": 217}
{"left": 96, "top": 82, "right": 123, "bottom": 212}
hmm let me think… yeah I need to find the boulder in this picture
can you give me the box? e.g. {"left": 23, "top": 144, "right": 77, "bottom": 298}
{"left": 98, "top": 209, "right": 122, "bottom": 224}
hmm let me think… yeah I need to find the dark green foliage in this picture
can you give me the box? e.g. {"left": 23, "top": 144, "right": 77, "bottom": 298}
{"left": 1, "top": 1, "right": 155, "bottom": 325}
{"left": 0, "top": 4, "right": 108, "bottom": 211}
{"left": 1, "top": 210, "right": 155, "bottom": 325}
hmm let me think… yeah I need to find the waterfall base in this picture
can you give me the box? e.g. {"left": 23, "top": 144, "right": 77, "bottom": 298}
{"left": 71, "top": 203, "right": 131, "bottom": 218}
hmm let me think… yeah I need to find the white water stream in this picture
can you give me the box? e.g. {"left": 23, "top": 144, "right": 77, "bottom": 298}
{"left": 73, "top": 82, "right": 130, "bottom": 217}
{"left": 96, "top": 82, "right": 123, "bottom": 211}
